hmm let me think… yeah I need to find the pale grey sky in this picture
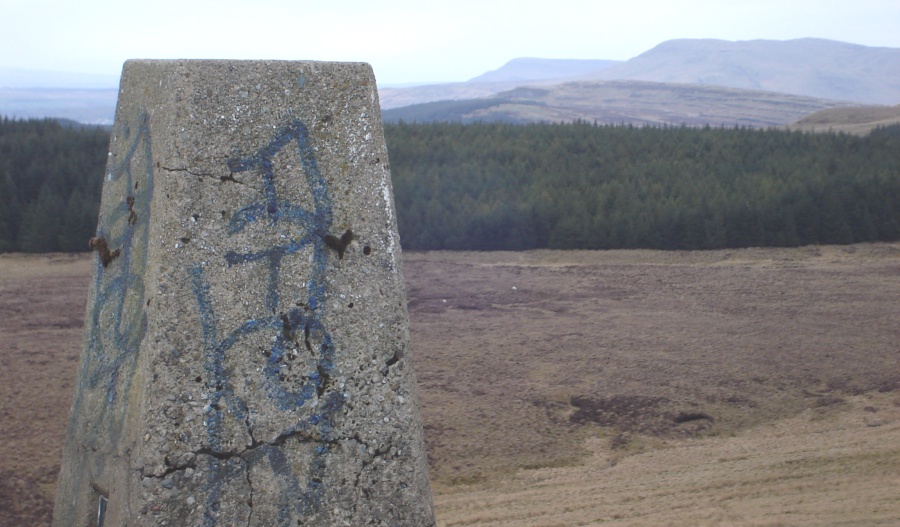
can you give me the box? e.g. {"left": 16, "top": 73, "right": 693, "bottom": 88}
{"left": 2, "top": 0, "right": 899, "bottom": 85}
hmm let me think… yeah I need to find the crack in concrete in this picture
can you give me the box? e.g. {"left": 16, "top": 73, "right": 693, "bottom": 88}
{"left": 158, "top": 165, "right": 243, "bottom": 184}
{"left": 245, "top": 458, "right": 254, "bottom": 527}
{"left": 244, "top": 412, "right": 257, "bottom": 450}
{"left": 243, "top": 407, "right": 256, "bottom": 526}
{"left": 140, "top": 407, "right": 393, "bottom": 523}
{"left": 144, "top": 425, "right": 345, "bottom": 481}
{"left": 349, "top": 431, "right": 395, "bottom": 504}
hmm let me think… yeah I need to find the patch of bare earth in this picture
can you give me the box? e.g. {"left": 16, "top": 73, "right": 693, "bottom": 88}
{"left": 1, "top": 244, "right": 899, "bottom": 526}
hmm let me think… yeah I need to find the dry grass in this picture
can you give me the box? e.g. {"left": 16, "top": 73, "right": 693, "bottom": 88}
{"left": 0, "top": 253, "right": 88, "bottom": 527}
{"left": 787, "top": 104, "right": 900, "bottom": 135}
{"left": 1, "top": 243, "right": 899, "bottom": 526}
{"left": 405, "top": 243, "right": 900, "bottom": 525}
{"left": 432, "top": 393, "right": 900, "bottom": 526}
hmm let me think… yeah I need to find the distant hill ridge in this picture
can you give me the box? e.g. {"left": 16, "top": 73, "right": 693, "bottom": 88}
{"left": 382, "top": 80, "right": 853, "bottom": 127}
{"left": 379, "top": 38, "right": 900, "bottom": 128}
{"left": 381, "top": 38, "right": 900, "bottom": 111}
{"left": 584, "top": 38, "right": 900, "bottom": 105}
{"left": 4, "top": 38, "right": 899, "bottom": 126}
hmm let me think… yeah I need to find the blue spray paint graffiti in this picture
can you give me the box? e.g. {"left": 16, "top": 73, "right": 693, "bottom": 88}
{"left": 53, "top": 111, "right": 154, "bottom": 524}
{"left": 81, "top": 111, "right": 154, "bottom": 440}
{"left": 190, "top": 120, "right": 345, "bottom": 524}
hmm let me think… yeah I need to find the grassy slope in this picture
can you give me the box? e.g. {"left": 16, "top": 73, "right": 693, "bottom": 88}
{"left": 787, "top": 104, "right": 900, "bottom": 135}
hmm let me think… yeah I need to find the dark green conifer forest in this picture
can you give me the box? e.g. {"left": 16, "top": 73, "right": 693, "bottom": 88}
{"left": 0, "top": 118, "right": 108, "bottom": 252}
{"left": 1, "top": 117, "right": 899, "bottom": 252}
{"left": 386, "top": 121, "right": 900, "bottom": 250}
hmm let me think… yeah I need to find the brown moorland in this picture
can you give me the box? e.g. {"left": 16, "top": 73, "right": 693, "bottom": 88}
{"left": 1, "top": 244, "right": 898, "bottom": 526}
{"left": 787, "top": 104, "right": 900, "bottom": 136}
{"left": 382, "top": 81, "right": 853, "bottom": 128}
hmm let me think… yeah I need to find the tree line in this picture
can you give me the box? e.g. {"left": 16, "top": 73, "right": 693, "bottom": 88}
{"left": 1, "top": 117, "right": 899, "bottom": 253}
{"left": 386, "top": 121, "right": 900, "bottom": 250}
{"left": 0, "top": 117, "right": 108, "bottom": 252}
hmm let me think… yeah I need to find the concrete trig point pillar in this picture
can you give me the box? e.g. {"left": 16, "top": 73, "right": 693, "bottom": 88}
{"left": 54, "top": 60, "right": 435, "bottom": 526}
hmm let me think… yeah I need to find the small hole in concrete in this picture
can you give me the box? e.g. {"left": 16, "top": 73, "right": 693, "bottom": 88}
{"left": 195, "top": 376, "right": 202, "bottom": 383}
{"left": 180, "top": 237, "right": 191, "bottom": 244}
{"left": 363, "top": 246, "right": 372, "bottom": 255}
{"left": 348, "top": 303, "right": 354, "bottom": 308}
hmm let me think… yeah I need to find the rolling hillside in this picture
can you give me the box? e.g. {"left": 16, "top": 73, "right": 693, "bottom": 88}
{"left": 382, "top": 38, "right": 900, "bottom": 113}
{"left": 382, "top": 80, "right": 854, "bottom": 127}
{"left": 787, "top": 104, "right": 900, "bottom": 135}
{"left": 585, "top": 38, "right": 900, "bottom": 105}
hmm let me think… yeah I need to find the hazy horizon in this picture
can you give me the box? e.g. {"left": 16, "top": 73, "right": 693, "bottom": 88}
{"left": 2, "top": 0, "right": 900, "bottom": 86}
{"left": 2, "top": 36, "right": 898, "bottom": 91}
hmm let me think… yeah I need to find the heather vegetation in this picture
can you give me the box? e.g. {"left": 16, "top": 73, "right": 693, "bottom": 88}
{"left": 1, "top": 117, "right": 899, "bottom": 252}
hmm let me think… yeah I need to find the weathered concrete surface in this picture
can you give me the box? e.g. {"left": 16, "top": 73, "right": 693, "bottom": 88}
{"left": 53, "top": 60, "right": 435, "bottom": 526}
